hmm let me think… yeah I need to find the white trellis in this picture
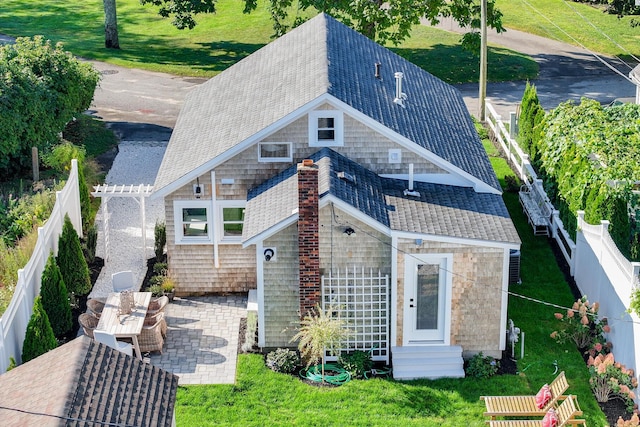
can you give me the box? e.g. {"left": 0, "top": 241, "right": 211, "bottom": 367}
{"left": 322, "top": 267, "right": 390, "bottom": 363}
{"left": 91, "top": 184, "right": 153, "bottom": 268}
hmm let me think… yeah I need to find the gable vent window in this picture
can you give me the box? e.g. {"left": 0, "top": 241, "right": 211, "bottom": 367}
{"left": 258, "top": 142, "right": 292, "bottom": 162}
{"left": 309, "top": 110, "right": 343, "bottom": 147}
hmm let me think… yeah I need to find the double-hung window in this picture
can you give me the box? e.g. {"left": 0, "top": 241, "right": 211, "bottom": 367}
{"left": 309, "top": 110, "right": 343, "bottom": 147}
{"left": 174, "top": 200, "right": 213, "bottom": 244}
{"left": 218, "top": 200, "right": 246, "bottom": 243}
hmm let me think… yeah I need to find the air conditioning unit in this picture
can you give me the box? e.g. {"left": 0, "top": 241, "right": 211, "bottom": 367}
{"left": 509, "top": 249, "right": 521, "bottom": 285}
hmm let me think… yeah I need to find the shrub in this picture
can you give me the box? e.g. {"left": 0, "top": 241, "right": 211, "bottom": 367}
{"left": 588, "top": 352, "right": 638, "bottom": 412}
{"left": 617, "top": 413, "right": 640, "bottom": 426}
{"left": 6, "top": 356, "right": 16, "bottom": 371}
{"left": 550, "top": 296, "right": 609, "bottom": 352}
{"left": 40, "top": 251, "right": 72, "bottom": 337}
{"left": 148, "top": 284, "right": 164, "bottom": 298}
{"left": 57, "top": 214, "right": 91, "bottom": 296}
{"left": 338, "top": 350, "right": 373, "bottom": 379}
{"left": 465, "top": 352, "right": 499, "bottom": 379}
{"left": 153, "top": 262, "right": 168, "bottom": 275}
{"left": 84, "top": 224, "right": 98, "bottom": 264}
{"left": 154, "top": 221, "right": 166, "bottom": 262}
{"left": 266, "top": 348, "right": 300, "bottom": 374}
{"left": 22, "top": 296, "right": 58, "bottom": 363}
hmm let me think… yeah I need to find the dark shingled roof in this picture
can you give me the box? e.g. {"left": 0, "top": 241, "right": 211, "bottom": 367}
{"left": 243, "top": 149, "right": 520, "bottom": 245}
{"left": 154, "top": 13, "right": 500, "bottom": 196}
{"left": 0, "top": 336, "right": 178, "bottom": 427}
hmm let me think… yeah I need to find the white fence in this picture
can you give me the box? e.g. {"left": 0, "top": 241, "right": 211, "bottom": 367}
{"left": 0, "top": 159, "right": 81, "bottom": 372}
{"left": 486, "top": 101, "right": 640, "bottom": 382}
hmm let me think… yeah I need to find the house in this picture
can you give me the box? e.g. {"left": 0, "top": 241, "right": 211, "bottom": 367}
{"left": 0, "top": 336, "right": 178, "bottom": 426}
{"left": 152, "top": 13, "right": 521, "bottom": 379}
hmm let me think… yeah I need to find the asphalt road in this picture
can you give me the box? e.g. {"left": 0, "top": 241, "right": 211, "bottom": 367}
{"left": 2, "top": 24, "right": 637, "bottom": 133}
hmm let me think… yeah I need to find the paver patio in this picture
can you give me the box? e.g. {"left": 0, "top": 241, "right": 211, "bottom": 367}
{"left": 147, "top": 294, "right": 248, "bottom": 385}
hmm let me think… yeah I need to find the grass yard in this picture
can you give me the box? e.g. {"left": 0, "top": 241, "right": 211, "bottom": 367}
{"left": 497, "top": 0, "right": 640, "bottom": 60}
{"left": 0, "top": 0, "right": 536, "bottom": 83}
{"left": 174, "top": 143, "right": 609, "bottom": 426}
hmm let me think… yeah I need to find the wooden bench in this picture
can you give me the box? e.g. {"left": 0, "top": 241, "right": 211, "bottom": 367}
{"left": 519, "top": 184, "right": 550, "bottom": 236}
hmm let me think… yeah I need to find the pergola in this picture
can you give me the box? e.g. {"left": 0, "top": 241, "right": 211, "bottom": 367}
{"left": 91, "top": 184, "right": 154, "bottom": 268}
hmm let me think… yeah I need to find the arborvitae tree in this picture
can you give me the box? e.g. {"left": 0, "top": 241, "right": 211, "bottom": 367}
{"left": 78, "top": 164, "right": 92, "bottom": 234}
{"left": 40, "top": 251, "right": 72, "bottom": 337}
{"left": 57, "top": 214, "right": 91, "bottom": 296}
{"left": 518, "top": 81, "right": 543, "bottom": 156}
{"left": 22, "top": 296, "right": 58, "bottom": 363}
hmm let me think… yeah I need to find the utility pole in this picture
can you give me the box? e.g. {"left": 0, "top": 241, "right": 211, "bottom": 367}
{"left": 479, "top": 0, "right": 488, "bottom": 122}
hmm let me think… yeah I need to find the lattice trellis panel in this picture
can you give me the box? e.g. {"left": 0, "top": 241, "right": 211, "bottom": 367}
{"left": 322, "top": 267, "right": 389, "bottom": 363}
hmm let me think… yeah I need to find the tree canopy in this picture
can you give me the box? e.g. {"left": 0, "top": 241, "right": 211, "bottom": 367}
{"left": 0, "top": 36, "right": 100, "bottom": 177}
{"left": 141, "top": 0, "right": 504, "bottom": 46}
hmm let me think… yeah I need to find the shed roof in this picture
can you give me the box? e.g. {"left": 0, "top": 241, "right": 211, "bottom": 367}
{"left": 0, "top": 336, "right": 178, "bottom": 427}
{"left": 154, "top": 13, "right": 499, "bottom": 196}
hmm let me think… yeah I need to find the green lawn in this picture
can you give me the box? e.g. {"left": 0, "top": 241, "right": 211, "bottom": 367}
{"left": 0, "top": 0, "right": 536, "bottom": 83}
{"left": 497, "top": 0, "right": 640, "bottom": 60}
{"left": 174, "top": 146, "right": 609, "bottom": 426}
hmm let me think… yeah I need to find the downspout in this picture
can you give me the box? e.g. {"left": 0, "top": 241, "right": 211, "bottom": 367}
{"left": 211, "top": 170, "right": 220, "bottom": 268}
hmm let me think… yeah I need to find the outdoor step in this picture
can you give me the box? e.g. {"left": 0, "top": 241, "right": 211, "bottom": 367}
{"left": 391, "top": 345, "right": 464, "bottom": 380}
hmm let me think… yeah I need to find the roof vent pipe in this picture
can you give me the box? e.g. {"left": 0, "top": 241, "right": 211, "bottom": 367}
{"left": 403, "top": 163, "right": 420, "bottom": 197}
{"left": 375, "top": 62, "right": 381, "bottom": 79}
{"left": 394, "top": 72, "right": 407, "bottom": 107}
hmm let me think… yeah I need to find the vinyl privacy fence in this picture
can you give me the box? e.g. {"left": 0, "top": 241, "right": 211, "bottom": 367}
{"left": 486, "top": 102, "right": 640, "bottom": 387}
{"left": 0, "top": 159, "right": 81, "bottom": 372}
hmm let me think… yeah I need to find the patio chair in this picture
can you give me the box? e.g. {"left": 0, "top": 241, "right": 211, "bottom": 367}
{"left": 86, "top": 298, "right": 106, "bottom": 318}
{"left": 112, "top": 271, "right": 136, "bottom": 292}
{"left": 487, "top": 394, "right": 585, "bottom": 427}
{"left": 93, "top": 329, "right": 134, "bottom": 357}
{"left": 481, "top": 371, "right": 569, "bottom": 419}
{"left": 78, "top": 313, "right": 99, "bottom": 339}
{"left": 144, "top": 311, "right": 168, "bottom": 338}
{"left": 139, "top": 312, "right": 165, "bottom": 354}
{"left": 146, "top": 296, "right": 169, "bottom": 316}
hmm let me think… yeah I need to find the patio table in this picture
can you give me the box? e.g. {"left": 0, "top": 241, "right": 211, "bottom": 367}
{"left": 97, "top": 292, "right": 152, "bottom": 360}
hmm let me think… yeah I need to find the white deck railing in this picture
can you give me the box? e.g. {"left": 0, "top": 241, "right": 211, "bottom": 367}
{"left": 0, "top": 159, "right": 81, "bottom": 372}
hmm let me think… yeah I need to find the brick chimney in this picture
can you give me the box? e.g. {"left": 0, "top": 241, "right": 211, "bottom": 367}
{"left": 298, "top": 159, "right": 320, "bottom": 317}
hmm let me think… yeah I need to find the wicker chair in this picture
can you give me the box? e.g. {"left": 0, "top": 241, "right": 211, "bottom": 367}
{"left": 86, "top": 298, "right": 106, "bottom": 318}
{"left": 144, "top": 311, "right": 168, "bottom": 338}
{"left": 138, "top": 312, "right": 165, "bottom": 354}
{"left": 78, "top": 313, "right": 99, "bottom": 339}
{"left": 146, "top": 296, "right": 169, "bottom": 316}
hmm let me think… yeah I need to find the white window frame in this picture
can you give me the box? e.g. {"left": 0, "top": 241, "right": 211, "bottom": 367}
{"left": 257, "top": 142, "right": 293, "bottom": 163}
{"left": 308, "top": 110, "right": 344, "bottom": 147}
{"left": 217, "top": 200, "right": 246, "bottom": 244}
{"left": 173, "top": 200, "right": 214, "bottom": 245}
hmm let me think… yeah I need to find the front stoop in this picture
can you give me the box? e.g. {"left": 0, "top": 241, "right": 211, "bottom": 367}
{"left": 391, "top": 345, "right": 465, "bottom": 380}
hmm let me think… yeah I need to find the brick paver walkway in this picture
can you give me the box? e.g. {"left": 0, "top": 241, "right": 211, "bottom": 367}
{"left": 148, "top": 295, "right": 247, "bottom": 385}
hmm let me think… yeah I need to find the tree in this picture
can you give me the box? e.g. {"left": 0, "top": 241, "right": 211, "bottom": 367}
{"left": 0, "top": 37, "right": 100, "bottom": 178}
{"left": 40, "top": 252, "right": 72, "bottom": 337}
{"left": 57, "top": 214, "right": 92, "bottom": 296}
{"left": 141, "top": 0, "right": 504, "bottom": 46}
{"left": 22, "top": 296, "right": 58, "bottom": 363}
{"left": 104, "top": 0, "right": 120, "bottom": 49}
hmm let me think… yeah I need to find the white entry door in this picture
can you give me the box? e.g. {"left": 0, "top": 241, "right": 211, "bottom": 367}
{"left": 403, "top": 254, "right": 452, "bottom": 344}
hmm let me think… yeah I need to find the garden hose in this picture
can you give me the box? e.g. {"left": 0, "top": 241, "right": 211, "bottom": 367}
{"left": 300, "top": 363, "right": 351, "bottom": 385}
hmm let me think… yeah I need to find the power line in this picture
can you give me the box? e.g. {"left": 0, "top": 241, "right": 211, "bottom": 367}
{"left": 561, "top": 0, "right": 640, "bottom": 68}
{"left": 517, "top": 0, "right": 636, "bottom": 85}
{"left": 0, "top": 405, "right": 138, "bottom": 427}
{"left": 329, "top": 203, "right": 640, "bottom": 325}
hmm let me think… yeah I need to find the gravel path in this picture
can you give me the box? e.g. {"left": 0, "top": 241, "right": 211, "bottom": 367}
{"left": 89, "top": 141, "right": 167, "bottom": 298}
